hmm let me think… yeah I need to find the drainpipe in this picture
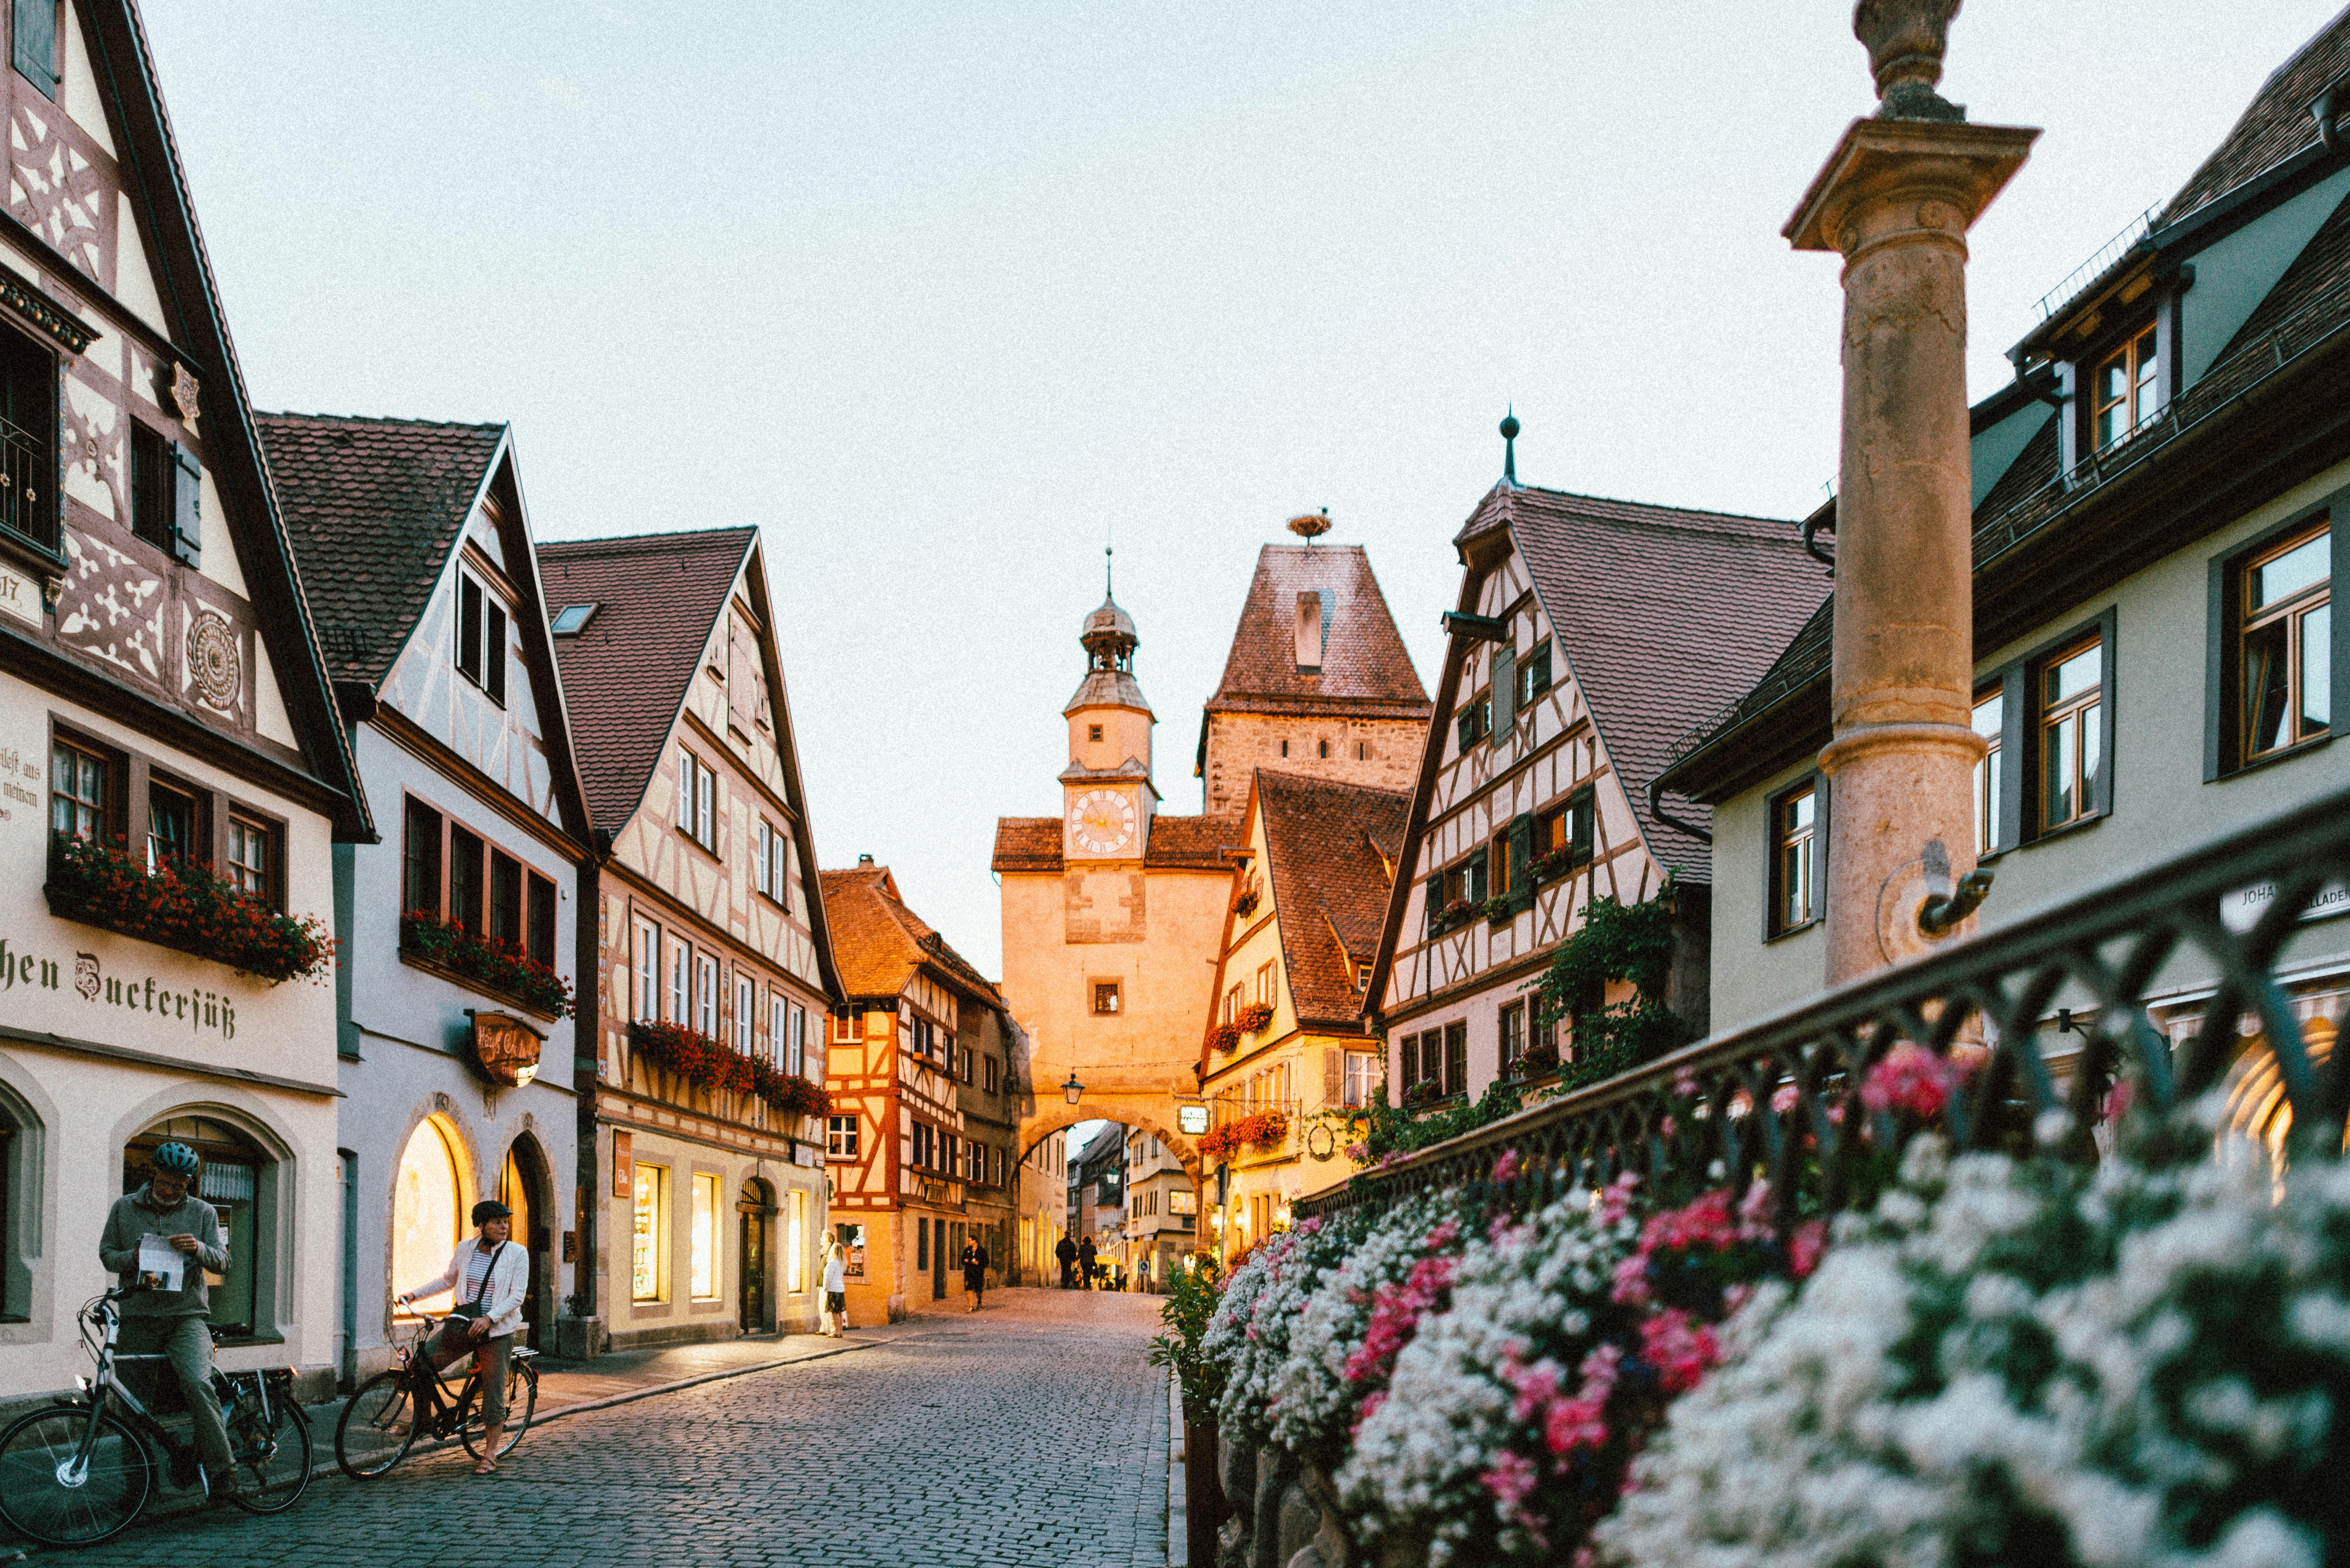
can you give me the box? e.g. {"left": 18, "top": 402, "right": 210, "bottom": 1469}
{"left": 1785, "top": 1, "right": 2036, "bottom": 984}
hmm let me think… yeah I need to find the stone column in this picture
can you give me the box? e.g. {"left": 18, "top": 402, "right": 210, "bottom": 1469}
{"left": 1784, "top": 1, "right": 2036, "bottom": 985}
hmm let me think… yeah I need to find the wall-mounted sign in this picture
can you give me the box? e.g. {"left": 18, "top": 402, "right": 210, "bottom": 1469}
{"left": 2222, "top": 878, "right": 2349, "bottom": 935}
{"left": 470, "top": 1011, "right": 545, "bottom": 1088}
{"left": 611, "top": 1130, "right": 632, "bottom": 1198}
{"left": 1177, "top": 1104, "right": 1209, "bottom": 1135}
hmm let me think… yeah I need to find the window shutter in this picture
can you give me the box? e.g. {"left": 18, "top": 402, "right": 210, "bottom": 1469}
{"left": 1510, "top": 813, "right": 1534, "bottom": 897}
{"left": 1468, "top": 846, "right": 1489, "bottom": 903}
{"left": 1456, "top": 708, "right": 1477, "bottom": 751}
{"left": 1424, "top": 872, "right": 1442, "bottom": 927}
{"left": 13, "top": 0, "right": 57, "bottom": 98}
{"left": 457, "top": 576, "right": 481, "bottom": 679}
{"left": 1323, "top": 1048, "right": 1340, "bottom": 1105}
{"left": 1492, "top": 646, "right": 1516, "bottom": 733}
{"left": 486, "top": 602, "right": 508, "bottom": 704}
{"left": 169, "top": 442, "right": 202, "bottom": 568}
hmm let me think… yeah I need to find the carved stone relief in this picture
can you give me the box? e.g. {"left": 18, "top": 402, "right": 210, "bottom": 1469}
{"left": 185, "top": 610, "right": 239, "bottom": 710}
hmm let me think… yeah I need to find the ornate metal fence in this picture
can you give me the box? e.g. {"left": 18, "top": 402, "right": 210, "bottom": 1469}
{"left": 1299, "top": 782, "right": 2350, "bottom": 1226}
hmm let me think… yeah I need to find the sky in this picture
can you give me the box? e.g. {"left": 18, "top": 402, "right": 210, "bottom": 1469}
{"left": 145, "top": 1, "right": 2335, "bottom": 978}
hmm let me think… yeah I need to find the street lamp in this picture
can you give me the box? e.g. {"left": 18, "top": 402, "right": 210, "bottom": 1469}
{"left": 1063, "top": 1070, "right": 1084, "bottom": 1106}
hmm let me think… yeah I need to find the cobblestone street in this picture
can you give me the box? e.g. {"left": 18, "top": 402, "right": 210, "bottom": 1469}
{"left": 20, "top": 1290, "right": 1170, "bottom": 1568}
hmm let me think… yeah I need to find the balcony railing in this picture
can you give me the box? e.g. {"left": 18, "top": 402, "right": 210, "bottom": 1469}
{"left": 1300, "top": 781, "right": 2350, "bottom": 1226}
{"left": 0, "top": 410, "right": 52, "bottom": 555}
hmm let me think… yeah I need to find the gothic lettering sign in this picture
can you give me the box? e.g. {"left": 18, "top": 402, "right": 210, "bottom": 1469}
{"left": 470, "top": 1011, "right": 544, "bottom": 1088}
{"left": 0, "top": 937, "right": 239, "bottom": 1038}
{"left": 1176, "top": 1104, "right": 1209, "bottom": 1135}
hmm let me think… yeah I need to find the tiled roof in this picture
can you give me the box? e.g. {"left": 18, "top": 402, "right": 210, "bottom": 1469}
{"left": 2161, "top": 6, "right": 2350, "bottom": 225}
{"left": 537, "top": 528, "right": 754, "bottom": 833}
{"left": 1256, "top": 771, "right": 1410, "bottom": 1026}
{"left": 989, "top": 811, "right": 1246, "bottom": 873}
{"left": 1489, "top": 486, "right": 1827, "bottom": 877}
{"left": 257, "top": 413, "right": 505, "bottom": 687}
{"left": 818, "top": 865, "right": 1004, "bottom": 1010}
{"left": 1205, "top": 545, "right": 1431, "bottom": 717}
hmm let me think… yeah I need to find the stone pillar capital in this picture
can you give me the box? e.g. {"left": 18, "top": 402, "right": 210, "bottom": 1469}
{"left": 1785, "top": 119, "right": 2038, "bottom": 259}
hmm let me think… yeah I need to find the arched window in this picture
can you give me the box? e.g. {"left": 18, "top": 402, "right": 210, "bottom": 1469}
{"left": 0, "top": 1083, "right": 37, "bottom": 1322}
{"left": 2222, "top": 1012, "right": 2344, "bottom": 1173}
{"left": 393, "top": 1118, "right": 465, "bottom": 1311}
{"left": 123, "top": 1114, "right": 272, "bottom": 1339}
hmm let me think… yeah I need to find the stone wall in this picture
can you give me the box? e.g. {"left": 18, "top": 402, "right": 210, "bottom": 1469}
{"left": 1202, "top": 713, "right": 1426, "bottom": 817}
{"left": 1216, "top": 1431, "right": 1356, "bottom": 1568}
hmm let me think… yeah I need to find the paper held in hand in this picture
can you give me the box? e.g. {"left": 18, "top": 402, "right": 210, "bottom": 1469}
{"left": 136, "top": 1234, "right": 184, "bottom": 1292}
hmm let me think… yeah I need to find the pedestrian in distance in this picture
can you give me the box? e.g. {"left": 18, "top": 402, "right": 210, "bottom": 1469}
{"left": 397, "top": 1198, "right": 527, "bottom": 1475}
{"left": 1055, "top": 1233, "right": 1079, "bottom": 1290}
{"left": 97, "top": 1141, "right": 243, "bottom": 1502}
{"left": 959, "top": 1235, "right": 989, "bottom": 1312}
{"left": 822, "top": 1241, "right": 849, "bottom": 1335}
{"left": 1078, "top": 1234, "right": 1098, "bottom": 1291}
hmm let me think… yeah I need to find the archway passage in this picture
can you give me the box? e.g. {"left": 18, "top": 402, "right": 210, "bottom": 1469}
{"left": 499, "top": 1138, "right": 552, "bottom": 1351}
{"left": 1045, "top": 1116, "right": 1209, "bottom": 1296}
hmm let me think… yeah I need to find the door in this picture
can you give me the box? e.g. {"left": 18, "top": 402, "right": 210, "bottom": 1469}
{"left": 738, "top": 1179, "right": 770, "bottom": 1333}
{"left": 930, "top": 1217, "right": 946, "bottom": 1300}
{"left": 497, "top": 1148, "right": 545, "bottom": 1352}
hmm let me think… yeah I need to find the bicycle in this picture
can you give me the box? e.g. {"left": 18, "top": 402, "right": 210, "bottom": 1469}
{"left": 0, "top": 1287, "right": 312, "bottom": 1547}
{"left": 333, "top": 1306, "right": 536, "bottom": 1479}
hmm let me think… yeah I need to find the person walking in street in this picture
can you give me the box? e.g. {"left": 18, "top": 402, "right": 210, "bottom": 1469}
{"left": 397, "top": 1199, "right": 527, "bottom": 1475}
{"left": 1055, "top": 1233, "right": 1079, "bottom": 1289}
{"left": 98, "top": 1142, "right": 242, "bottom": 1502}
{"left": 959, "top": 1235, "right": 989, "bottom": 1312}
{"left": 822, "top": 1241, "right": 849, "bottom": 1335}
{"left": 1078, "top": 1234, "right": 1098, "bottom": 1291}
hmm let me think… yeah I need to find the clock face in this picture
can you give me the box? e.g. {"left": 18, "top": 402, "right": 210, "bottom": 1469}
{"left": 1068, "top": 789, "right": 1138, "bottom": 856}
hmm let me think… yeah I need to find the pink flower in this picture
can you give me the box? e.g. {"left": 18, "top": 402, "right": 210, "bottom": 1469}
{"left": 1343, "top": 1142, "right": 1369, "bottom": 1164}
{"left": 1789, "top": 1218, "right": 1828, "bottom": 1279}
{"left": 1860, "top": 1043, "right": 1969, "bottom": 1120}
{"left": 1596, "top": 1172, "right": 1641, "bottom": 1226}
{"left": 1770, "top": 1082, "right": 1801, "bottom": 1115}
{"left": 1672, "top": 1071, "right": 1700, "bottom": 1098}
{"left": 2104, "top": 1077, "right": 2134, "bottom": 1124}
{"left": 1484, "top": 1449, "right": 1545, "bottom": 1539}
{"left": 1639, "top": 1308, "right": 1720, "bottom": 1394}
{"left": 1502, "top": 1355, "right": 1563, "bottom": 1422}
{"left": 1351, "top": 1390, "right": 1386, "bottom": 1434}
{"left": 1492, "top": 1149, "right": 1524, "bottom": 1183}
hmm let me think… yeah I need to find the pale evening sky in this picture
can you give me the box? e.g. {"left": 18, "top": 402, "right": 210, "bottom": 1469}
{"left": 145, "top": 1, "right": 2331, "bottom": 978}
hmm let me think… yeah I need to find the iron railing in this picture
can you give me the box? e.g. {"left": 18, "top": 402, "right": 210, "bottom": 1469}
{"left": 2032, "top": 203, "right": 2161, "bottom": 321}
{"left": 1300, "top": 781, "right": 2350, "bottom": 1226}
{"left": 0, "top": 409, "right": 51, "bottom": 553}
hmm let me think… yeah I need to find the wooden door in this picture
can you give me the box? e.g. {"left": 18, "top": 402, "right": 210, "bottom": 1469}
{"left": 738, "top": 1180, "right": 770, "bottom": 1333}
{"left": 930, "top": 1217, "right": 946, "bottom": 1300}
{"left": 497, "top": 1150, "right": 543, "bottom": 1351}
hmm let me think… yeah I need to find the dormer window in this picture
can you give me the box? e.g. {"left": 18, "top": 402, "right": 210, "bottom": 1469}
{"left": 550, "top": 603, "right": 598, "bottom": 637}
{"left": 2092, "top": 324, "right": 2161, "bottom": 451}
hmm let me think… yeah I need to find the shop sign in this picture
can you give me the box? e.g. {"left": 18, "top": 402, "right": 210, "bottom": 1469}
{"left": 1176, "top": 1103, "right": 1209, "bottom": 1135}
{"left": 469, "top": 1010, "right": 544, "bottom": 1087}
{"left": 2222, "top": 878, "right": 2350, "bottom": 934}
{"left": 1, "top": 936, "right": 240, "bottom": 1039}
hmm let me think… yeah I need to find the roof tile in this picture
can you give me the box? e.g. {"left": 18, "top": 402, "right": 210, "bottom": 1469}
{"left": 1206, "top": 545, "right": 1430, "bottom": 717}
{"left": 818, "top": 865, "right": 1004, "bottom": 1008}
{"left": 1256, "top": 771, "right": 1410, "bottom": 1026}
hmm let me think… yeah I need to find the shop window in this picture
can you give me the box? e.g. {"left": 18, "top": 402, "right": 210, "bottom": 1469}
{"left": 631, "top": 1164, "right": 668, "bottom": 1302}
{"left": 690, "top": 1173, "right": 721, "bottom": 1300}
{"left": 1769, "top": 778, "right": 1822, "bottom": 937}
{"left": 785, "top": 1190, "right": 807, "bottom": 1294}
{"left": 124, "top": 1116, "right": 272, "bottom": 1340}
{"left": 392, "top": 1118, "right": 465, "bottom": 1314}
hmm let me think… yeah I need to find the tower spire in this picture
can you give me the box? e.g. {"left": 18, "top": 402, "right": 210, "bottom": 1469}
{"left": 1500, "top": 407, "right": 1521, "bottom": 486}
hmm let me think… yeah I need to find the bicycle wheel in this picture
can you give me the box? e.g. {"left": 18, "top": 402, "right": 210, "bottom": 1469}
{"left": 334, "top": 1371, "right": 419, "bottom": 1479}
{"left": 0, "top": 1404, "right": 156, "bottom": 1547}
{"left": 459, "top": 1359, "right": 537, "bottom": 1459}
{"left": 228, "top": 1397, "right": 312, "bottom": 1512}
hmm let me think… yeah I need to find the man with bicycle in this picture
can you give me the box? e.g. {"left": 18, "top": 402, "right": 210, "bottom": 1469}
{"left": 95, "top": 1141, "right": 243, "bottom": 1501}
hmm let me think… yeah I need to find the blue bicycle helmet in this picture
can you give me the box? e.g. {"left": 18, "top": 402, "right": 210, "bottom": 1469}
{"left": 151, "top": 1141, "right": 200, "bottom": 1175}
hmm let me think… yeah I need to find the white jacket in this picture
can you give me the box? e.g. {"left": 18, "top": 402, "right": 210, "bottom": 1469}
{"left": 823, "top": 1255, "right": 846, "bottom": 1293}
{"left": 403, "top": 1238, "right": 529, "bottom": 1339}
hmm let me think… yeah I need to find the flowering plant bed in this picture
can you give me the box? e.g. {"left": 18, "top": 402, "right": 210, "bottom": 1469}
{"left": 399, "top": 910, "right": 573, "bottom": 1017}
{"left": 1207, "top": 1023, "right": 1242, "bottom": 1054}
{"left": 750, "top": 1059, "right": 830, "bottom": 1119}
{"left": 629, "top": 1020, "right": 751, "bottom": 1096}
{"left": 47, "top": 833, "right": 334, "bottom": 985}
{"left": 1237, "top": 1002, "right": 1276, "bottom": 1033}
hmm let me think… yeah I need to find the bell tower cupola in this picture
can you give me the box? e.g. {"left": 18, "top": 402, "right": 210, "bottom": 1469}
{"left": 1061, "top": 549, "right": 1157, "bottom": 860}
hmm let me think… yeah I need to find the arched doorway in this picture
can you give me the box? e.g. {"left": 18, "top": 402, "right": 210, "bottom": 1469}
{"left": 125, "top": 1114, "right": 272, "bottom": 1339}
{"left": 738, "top": 1177, "right": 775, "bottom": 1334}
{"left": 393, "top": 1116, "right": 467, "bottom": 1317}
{"left": 499, "top": 1140, "right": 552, "bottom": 1351}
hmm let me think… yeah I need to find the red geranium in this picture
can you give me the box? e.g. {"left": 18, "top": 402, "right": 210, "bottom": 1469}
{"left": 47, "top": 833, "right": 335, "bottom": 986}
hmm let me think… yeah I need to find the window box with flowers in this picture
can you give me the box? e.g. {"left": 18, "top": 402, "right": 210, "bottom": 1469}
{"left": 45, "top": 834, "right": 334, "bottom": 985}
{"left": 1530, "top": 848, "right": 1577, "bottom": 885}
{"left": 1484, "top": 894, "right": 1517, "bottom": 925}
{"left": 399, "top": 910, "right": 574, "bottom": 1019}
{"left": 1233, "top": 886, "right": 1261, "bottom": 918}
{"left": 1196, "top": 1110, "right": 1289, "bottom": 1162}
{"left": 629, "top": 1019, "right": 751, "bottom": 1098}
{"left": 1237, "top": 1002, "right": 1276, "bottom": 1034}
{"left": 1207, "top": 1023, "right": 1242, "bottom": 1055}
{"left": 750, "top": 1058, "right": 832, "bottom": 1124}
{"left": 1429, "top": 898, "right": 1481, "bottom": 936}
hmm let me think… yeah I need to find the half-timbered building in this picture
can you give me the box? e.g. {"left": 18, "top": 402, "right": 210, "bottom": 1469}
{"left": 1200, "top": 769, "right": 1403, "bottom": 1252}
{"left": 542, "top": 526, "right": 838, "bottom": 1352}
{"left": 266, "top": 413, "right": 591, "bottom": 1381}
{"left": 818, "top": 859, "right": 1011, "bottom": 1322}
{"left": 1364, "top": 449, "right": 1823, "bottom": 1107}
{"left": 0, "top": 0, "right": 371, "bottom": 1409}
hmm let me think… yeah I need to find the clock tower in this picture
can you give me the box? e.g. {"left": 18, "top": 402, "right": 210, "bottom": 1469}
{"left": 1060, "top": 582, "right": 1156, "bottom": 864}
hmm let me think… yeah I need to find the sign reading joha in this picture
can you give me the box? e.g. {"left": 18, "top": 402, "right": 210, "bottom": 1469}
{"left": 2222, "top": 878, "right": 2350, "bottom": 935}
{"left": 0, "top": 939, "right": 239, "bottom": 1039}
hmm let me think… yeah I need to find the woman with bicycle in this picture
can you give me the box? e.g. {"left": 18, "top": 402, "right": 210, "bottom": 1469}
{"left": 398, "top": 1199, "right": 527, "bottom": 1475}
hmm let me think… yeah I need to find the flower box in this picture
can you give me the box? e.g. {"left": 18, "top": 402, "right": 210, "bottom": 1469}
{"left": 1208, "top": 1023, "right": 1242, "bottom": 1054}
{"left": 45, "top": 834, "right": 334, "bottom": 985}
{"left": 1530, "top": 849, "right": 1577, "bottom": 884}
{"left": 1198, "top": 1110, "right": 1290, "bottom": 1162}
{"left": 1233, "top": 888, "right": 1261, "bottom": 918}
{"left": 399, "top": 910, "right": 573, "bottom": 1018}
{"left": 751, "top": 1058, "right": 832, "bottom": 1119}
{"left": 1429, "top": 898, "right": 1481, "bottom": 936}
{"left": 1483, "top": 894, "right": 1516, "bottom": 924}
{"left": 1237, "top": 1002, "right": 1276, "bottom": 1034}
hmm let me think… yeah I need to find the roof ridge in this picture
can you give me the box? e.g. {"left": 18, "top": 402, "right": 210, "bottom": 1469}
{"left": 1507, "top": 483, "right": 1798, "bottom": 528}
{"left": 257, "top": 410, "right": 506, "bottom": 433}
{"left": 539, "top": 525, "right": 759, "bottom": 556}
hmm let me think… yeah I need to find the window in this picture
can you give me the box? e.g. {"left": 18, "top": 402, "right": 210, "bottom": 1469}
{"left": 1343, "top": 1050, "right": 1376, "bottom": 1108}
{"left": 1355, "top": 961, "right": 1372, "bottom": 991}
{"left": 129, "top": 421, "right": 172, "bottom": 551}
{"left": 1499, "top": 1002, "right": 1526, "bottom": 1076}
{"left": 917, "top": 1216, "right": 929, "bottom": 1270}
{"left": 1088, "top": 724, "right": 1103, "bottom": 742}
{"left": 788, "top": 1002, "right": 807, "bottom": 1074}
{"left": 676, "top": 750, "right": 716, "bottom": 851}
{"left": 392, "top": 1118, "right": 465, "bottom": 1313}
{"left": 754, "top": 820, "right": 790, "bottom": 909}
{"left": 1769, "top": 780, "right": 1821, "bottom": 936}
{"left": 826, "top": 1116, "right": 859, "bottom": 1160}
{"left": 1443, "top": 1022, "right": 1467, "bottom": 1098}
{"left": 912, "top": 1123, "right": 932, "bottom": 1170}
{"left": 549, "top": 603, "right": 598, "bottom": 637}
{"left": 0, "top": 323, "right": 57, "bottom": 553}
{"left": 2091, "top": 324, "right": 2161, "bottom": 452}
{"left": 448, "top": 826, "right": 484, "bottom": 933}
{"left": 125, "top": 1115, "right": 270, "bottom": 1339}
{"left": 50, "top": 738, "right": 108, "bottom": 840}
{"left": 1456, "top": 692, "right": 1491, "bottom": 750}
{"left": 1356, "top": 741, "right": 1369, "bottom": 761}
{"left": 403, "top": 799, "right": 443, "bottom": 914}
{"left": 1222, "top": 984, "right": 1241, "bottom": 1023}
{"left": 734, "top": 974, "right": 755, "bottom": 1053}
{"left": 984, "top": 1055, "right": 999, "bottom": 1092}
{"left": 631, "top": 1164, "right": 667, "bottom": 1301}
{"left": 634, "top": 920, "right": 658, "bottom": 1022}
{"left": 1254, "top": 961, "right": 1275, "bottom": 1006}
{"left": 454, "top": 572, "right": 508, "bottom": 705}
{"left": 527, "top": 873, "right": 556, "bottom": 967}
{"left": 690, "top": 1173, "right": 721, "bottom": 1300}
{"left": 1516, "top": 641, "right": 1553, "bottom": 706}
{"left": 489, "top": 850, "right": 523, "bottom": 949}
{"left": 145, "top": 779, "right": 194, "bottom": 871}
{"left": 832, "top": 1006, "right": 863, "bottom": 1042}
{"left": 1973, "top": 689, "right": 2005, "bottom": 856}
{"left": 225, "top": 815, "right": 272, "bottom": 903}
{"left": 666, "top": 935, "right": 689, "bottom": 1023}
{"left": 695, "top": 954, "right": 719, "bottom": 1037}
{"left": 2038, "top": 637, "right": 2103, "bottom": 832}
{"left": 1092, "top": 981, "right": 1121, "bottom": 1016}
{"left": 2240, "top": 523, "right": 2331, "bottom": 761}
{"left": 1439, "top": 848, "right": 1489, "bottom": 911}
